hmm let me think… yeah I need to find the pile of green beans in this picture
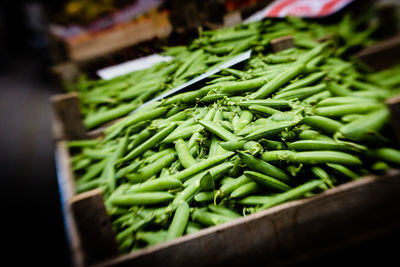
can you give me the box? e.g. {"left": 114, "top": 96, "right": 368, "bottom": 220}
{"left": 71, "top": 14, "right": 377, "bottom": 130}
{"left": 68, "top": 36, "right": 400, "bottom": 254}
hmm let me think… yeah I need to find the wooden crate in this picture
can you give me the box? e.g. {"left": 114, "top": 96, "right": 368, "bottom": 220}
{"left": 52, "top": 37, "right": 400, "bottom": 267}
{"left": 50, "top": 11, "right": 172, "bottom": 63}
{"left": 56, "top": 136, "right": 400, "bottom": 267}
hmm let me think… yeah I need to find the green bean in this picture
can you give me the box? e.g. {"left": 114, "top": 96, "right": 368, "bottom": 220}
{"left": 119, "top": 236, "right": 134, "bottom": 252}
{"left": 171, "top": 172, "right": 214, "bottom": 208}
{"left": 229, "top": 35, "right": 259, "bottom": 55}
{"left": 191, "top": 209, "right": 233, "bottom": 226}
{"left": 210, "top": 30, "right": 257, "bottom": 43}
{"left": 237, "top": 195, "right": 273, "bottom": 205}
{"left": 260, "top": 139, "right": 287, "bottom": 150}
{"left": 287, "top": 140, "right": 354, "bottom": 152}
{"left": 208, "top": 204, "right": 241, "bottom": 219}
{"left": 76, "top": 178, "right": 106, "bottom": 194}
{"left": 244, "top": 171, "right": 292, "bottom": 192}
{"left": 127, "top": 128, "right": 152, "bottom": 152}
{"left": 162, "top": 125, "right": 203, "bottom": 144}
{"left": 183, "top": 161, "right": 233, "bottom": 187}
{"left": 314, "top": 103, "right": 384, "bottom": 117}
{"left": 326, "top": 163, "right": 359, "bottom": 180}
{"left": 297, "top": 42, "right": 330, "bottom": 64}
{"left": 238, "top": 152, "right": 292, "bottom": 184}
{"left": 83, "top": 150, "right": 112, "bottom": 160}
{"left": 110, "top": 192, "right": 175, "bottom": 206}
{"left": 175, "top": 50, "right": 203, "bottom": 78}
{"left": 298, "top": 129, "right": 332, "bottom": 141}
{"left": 249, "top": 105, "right": 283, "bottom": 116}
{"left": 341, "top": 114, "right": 364, "bottom": 123}
{"left": 218, "top": 175, "right": 251, "bottom": 198}
{"left": 274, "top": 84, "right": 326, "bottom": 100}
{"left": 102, "top": 133, "right": 129, "bottom": 191}
{"left": 72, "top": 158, "right": 91, "bottom": 172}
{"left": 170, "top": 152, "right": 233, "bottom": 181}
{"left": 200, "top": 93, "right": 228, "bottom": 103}
{"left": 105, "top": 105, "right": 167, "bottom": 136}
{"left": 68, "top": 139, "right": 99, "bottom": 148}
{"left": 243, "top": 141, "right": 263, "bottom": 155}
{"left": 327, "top": 82, "right": 353, "bottom": 96}
{"left": 266, "top": 54, "right": 297, "bottom": 64}
{"left": 185, "top": 222, "right": 203, "bottom": 234}
{"left": 175, "top": 139, "right": 197, "bottom": 168}
{"left": 219, "top": 76, "right": 269, "bottom": 94}
{"left": 126, "top": 152, "right": 176, "bottom": 183}
{"left": 366, "top": 148, "right": 400, "bottom": 166}
{"left": 245, "top": 121, "right": 299, "bottom": 141}
{"left": 261, "top": 150, "right": 362, "bottom": 165}
{"left": 233, "top": 110, "right": 253, "bottom": 134}
{"left": 115, "top": 161, "right": 142, "bottom": 180}
{"left": 337, "top": 107, "right": 389, "bottom": 141}
{"left": 221, "top": 68, "right": 248, "bottom": 79}
{"left": 127, "top": 178, "right": 183, "bottom": 193}
{"left": 218, "top": 121, "right": 234, "bottom": 133}
{"left": 316, "top": 96, "right": 379, "bottom": 107}
{"left": 166, "top": 201, "right": 190, "bottom": 241}
{"left": 137, "top": 231, "right": 167, "bottom": 246}
{"left": 78, "top": 159, "right": 108, "bottom": 183}
{"left": 258, "top": 180, "right": 324, "bottom": 210}
{"left": 208, "top": 136, "right": 220, "bottom": 157}
{"left": 303, "top": 90, "right": 332, "bottom": 104}
{"left": 199, "top": 120, "right": 238, "bottom": 142}
{"left": 302, "top": 115, "right": 343, "bottom": 135}
{"left": 249, "top": 64, "right": 304, "bottom": 99}
{"left": 310, "top": 166, "right": 334, "bottom": 188}
{"left": 84, "top": 103, "right": 137, "bottom": 129}
{"left": 230, "top": 182, "right": 261, "bottom": 198}
{"left": 123, "top": 124, "right": 176, "bottom": 162}
{"left": 143, "top": 149, "right": 175, "bottom": 165}
{"left": 233, "top": 99, "right": 290, "bottom": 109}
{"left": 194, "top": 191, "right": 215, "bottom": 203}
{"left": 116, "top": 218, "right": 152, "bottom": 243}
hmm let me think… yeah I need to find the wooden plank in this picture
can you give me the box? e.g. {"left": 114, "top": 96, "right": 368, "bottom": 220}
{"left": 70, "top": 189, "right": 120, "bottom": 265}
{"left": 55, "top": 141, "right": 84, "bottom": 267}
{"left": 354, "top": 35, "right": 400, "bottom": 70}
{"left": 387, "top": 95, "right": 400, "bottom": 144}
{"left": 270, "top": 35, "right": 294, "bottom": 52}
{"left": 95, "top": 170, "right": 400, "bottom": 267}
{"left": 50, "top": 93, "right": 87, "bottom": 140}
{"left": 68, "top": 12, "right": 172, "bottom": 62}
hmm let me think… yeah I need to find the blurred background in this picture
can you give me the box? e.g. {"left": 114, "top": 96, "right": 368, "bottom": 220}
{"left": 1, "top": 0, "right": 400, "bottom": 266}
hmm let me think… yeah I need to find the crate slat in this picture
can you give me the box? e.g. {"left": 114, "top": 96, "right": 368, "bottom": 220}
{"left": 95, "top": 170, "right": 400, "bottom": 267}
{"left": 55, "top": 141, "right": 85, "bottom": 267}
{"left": 354, "top": 34, "right": 400, "bottom": 70}
{"left": 51, "top": 93, "right": 87, "bottom": 140}
{"left": 70, "top": 189, "right": 120, "bottom": 264}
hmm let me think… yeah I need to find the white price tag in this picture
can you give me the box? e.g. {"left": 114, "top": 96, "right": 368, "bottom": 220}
{"left": 97, "top": 54, "right": 173, "bottom": 80}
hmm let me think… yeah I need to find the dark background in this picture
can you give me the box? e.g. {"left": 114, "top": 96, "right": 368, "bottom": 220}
{"left": 0, "top": 0, "right": 399, "bottom": 266}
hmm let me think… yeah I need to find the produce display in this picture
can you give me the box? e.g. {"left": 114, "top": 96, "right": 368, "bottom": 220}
{"left": 67, "top": 16, "right": 400, "bottom": 254}
{"left": 74, "top": 15, "right": 377, "bottom": 130}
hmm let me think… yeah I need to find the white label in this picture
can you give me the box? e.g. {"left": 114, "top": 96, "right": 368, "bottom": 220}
{"left": 96, "top": 54, "right": 173, "bottom": 80}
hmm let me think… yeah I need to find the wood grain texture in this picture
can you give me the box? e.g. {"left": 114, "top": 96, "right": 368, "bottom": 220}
{"left": 387, "top": 95, "right": 400, "bottom": 144}
{"left": 50, "top": 93, "right": 87, "bottom": 140}
{"left": 354, "top": 35, "right": 400, "bottom": 70}
{"left": 70, "top": 189, "right": 120, "bottom": 265}
{"left": 68, "top": 12, "right": 172, "bottom": 62}
{"left": 55, "top": 141, "right": 84, "bottom": 267}
{"left": 95, "top": 170, "right": 400, "bottom": 267}
{"left": 270, "top": 35, "right": 294, "bottom": 52}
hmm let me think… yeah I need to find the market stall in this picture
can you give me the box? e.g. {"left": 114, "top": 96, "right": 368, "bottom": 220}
{"left": 50, "top": 1, "right": 400, "bottom": 266}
